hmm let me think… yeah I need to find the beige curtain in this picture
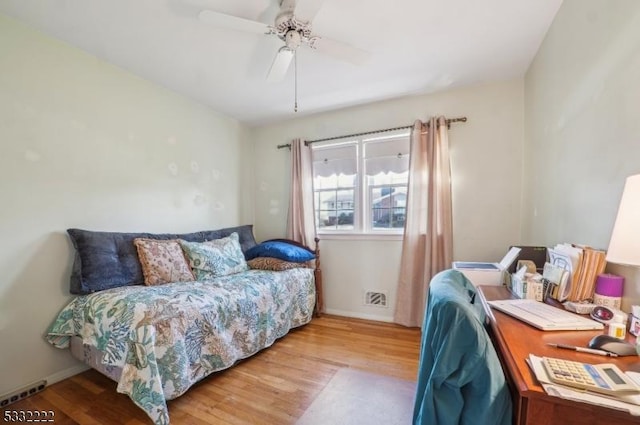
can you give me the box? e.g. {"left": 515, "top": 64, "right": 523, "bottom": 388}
{"left": 394, "top": 117, "right": 453, "bottom": 327}
{"left": 286, "top": 138, "right": 317, "bottom": 248}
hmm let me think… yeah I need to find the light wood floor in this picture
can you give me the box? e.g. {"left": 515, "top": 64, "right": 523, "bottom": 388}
{"left": 2, "top": 315, "right": 421, "bottom": 424}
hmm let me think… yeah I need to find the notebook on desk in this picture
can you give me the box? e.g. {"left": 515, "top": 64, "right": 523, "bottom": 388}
{"left": 488, "top": 299, "right": 604, "bottom": 331}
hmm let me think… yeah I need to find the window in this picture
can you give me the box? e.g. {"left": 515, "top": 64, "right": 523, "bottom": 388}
{"left": 312, "top": 131, "right": 410, "bottom": 234}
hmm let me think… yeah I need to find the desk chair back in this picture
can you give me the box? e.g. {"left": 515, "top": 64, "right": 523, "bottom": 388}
{"left": 413, "top": 269, "right": 512, "bottom": 425}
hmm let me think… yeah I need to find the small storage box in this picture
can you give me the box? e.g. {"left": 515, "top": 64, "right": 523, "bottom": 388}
{"left": 452, "top": 247, "right": 521, "bottom": 286}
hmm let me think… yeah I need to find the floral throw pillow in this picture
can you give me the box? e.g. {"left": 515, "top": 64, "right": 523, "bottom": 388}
{"left": 179, "top": 232, "right": 249, "bottom": 280}
{"left": 247, "top": 257, "right": 311, "bottom": 271}
{"left": 133, "top": 238, "right": 195, "bottom": 286}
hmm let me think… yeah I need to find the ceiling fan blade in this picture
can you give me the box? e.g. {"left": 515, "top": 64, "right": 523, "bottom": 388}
{"left": 312, "top": 37, "right": 371, "bottom": 66}
{"left": 198, "top": 10, "right": 270, "bottom": 34}
{"left": 266, "top": 47, "right": 294, "bottom": 82}
{"left": 294, "top": 0, "right": 324, "bottom": 22}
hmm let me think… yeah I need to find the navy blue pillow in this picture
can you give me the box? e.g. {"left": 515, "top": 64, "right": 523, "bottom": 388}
{"left": 245, "top": 241, "right": 315, "bottom": 263}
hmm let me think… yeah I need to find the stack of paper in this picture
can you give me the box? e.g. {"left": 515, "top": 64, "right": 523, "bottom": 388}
{"left": 548, "top": 243, "right": 607, "bottom": 302}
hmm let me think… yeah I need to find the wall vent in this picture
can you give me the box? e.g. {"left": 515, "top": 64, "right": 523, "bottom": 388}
{"left": 364, "top": 290, "right": 388, "bottom": 308}
{"left": 0, "top": 380, "right": 47, "bottom": 408}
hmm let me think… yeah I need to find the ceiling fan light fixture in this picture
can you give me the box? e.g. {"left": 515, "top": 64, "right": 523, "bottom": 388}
{"left": 274, "top": 12, "right": 313, "bottom": 45}
{"left": 285, "top": 30, "right": 303, "bottom": 49}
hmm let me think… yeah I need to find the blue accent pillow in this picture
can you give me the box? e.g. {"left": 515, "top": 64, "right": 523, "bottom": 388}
{"left": 245, "top": 241, "right": 315, "bottom": 263}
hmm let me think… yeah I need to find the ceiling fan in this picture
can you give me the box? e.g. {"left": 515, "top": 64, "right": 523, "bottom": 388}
{"left": 198, "top": 0, "right": 370, "bottom": 83}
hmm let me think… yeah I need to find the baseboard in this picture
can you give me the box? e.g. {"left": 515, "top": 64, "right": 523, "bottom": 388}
{"left": 323, "top": 308, "right": 394, "bottom": 323}
{"left": 46, "top": 364, "right": 90, "bottom": 386}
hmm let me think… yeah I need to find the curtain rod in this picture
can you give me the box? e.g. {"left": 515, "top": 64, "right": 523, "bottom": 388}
{"left": 276, "top": 116, "right": 467, "bottom": 149}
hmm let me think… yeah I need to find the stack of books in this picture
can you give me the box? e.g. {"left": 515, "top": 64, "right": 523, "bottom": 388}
{"left": 547, "top": 243, "right": 607, "bottom": 302}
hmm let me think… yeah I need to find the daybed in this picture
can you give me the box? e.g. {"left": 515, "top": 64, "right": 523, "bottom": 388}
{"left": 46, "top": 225, "right": 320, "bottom": 425}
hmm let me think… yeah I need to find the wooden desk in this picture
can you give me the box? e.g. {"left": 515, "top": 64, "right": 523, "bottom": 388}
{"left": 478, "top": 285, "right": 640, "bottom": 425}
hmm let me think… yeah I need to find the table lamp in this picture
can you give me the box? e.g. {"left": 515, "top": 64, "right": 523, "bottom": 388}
{"left": 606, "top": 174, "right": 640, "bottom": 267}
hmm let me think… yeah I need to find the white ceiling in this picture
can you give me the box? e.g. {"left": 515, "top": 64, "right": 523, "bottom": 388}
{"left": 0, "top": 0, "right": 562, "bottom": 126}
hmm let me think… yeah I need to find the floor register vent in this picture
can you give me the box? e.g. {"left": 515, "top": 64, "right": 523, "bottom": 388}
{"left": 0, "top": 380, "right": 47, "bottom": 408}
{"left": 364, "top": 290, "right": 388, "bottom": 308}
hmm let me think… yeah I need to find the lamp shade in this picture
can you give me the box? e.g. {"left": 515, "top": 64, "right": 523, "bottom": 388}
{"left": 606, "top": 174, "right": 640, "bottom": 266}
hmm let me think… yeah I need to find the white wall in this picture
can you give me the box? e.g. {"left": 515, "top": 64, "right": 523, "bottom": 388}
{"left": 523, "top": 0, "right": 640, "bottom": 310}
{"left": 251, "top": 80, "right": 525, "bottom": 321}
{"left": 0, "top": 14, "right": 251, "bottom": 396}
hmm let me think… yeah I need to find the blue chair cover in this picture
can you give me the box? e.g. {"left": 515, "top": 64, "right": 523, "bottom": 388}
{"left": 413, "top": 269, "right": 512, "bottom": 425}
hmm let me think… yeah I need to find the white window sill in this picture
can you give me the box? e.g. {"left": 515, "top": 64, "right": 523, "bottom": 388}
{"left": 317, "top": 232, "right": 404, "bottom": 241}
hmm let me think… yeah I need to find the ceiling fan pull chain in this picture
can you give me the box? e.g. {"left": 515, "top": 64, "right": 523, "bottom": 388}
{"left": 294, "top": 50, "right": 298, "bottom": 113}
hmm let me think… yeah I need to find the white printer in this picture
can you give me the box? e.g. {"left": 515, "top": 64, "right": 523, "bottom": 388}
{"left": 452, "top": 247, "right": 521, "bottom": 286}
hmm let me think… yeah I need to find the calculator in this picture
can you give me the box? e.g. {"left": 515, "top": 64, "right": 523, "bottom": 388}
{"left": 542, "top": 356, "right": 640, "bottom": 395}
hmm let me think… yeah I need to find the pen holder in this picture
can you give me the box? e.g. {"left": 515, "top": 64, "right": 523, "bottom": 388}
{"left": 594, "top": 274, "right": 624, "bottom": 309}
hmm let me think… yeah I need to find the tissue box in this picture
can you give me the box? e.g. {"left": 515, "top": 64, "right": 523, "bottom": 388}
{"left": 512, "top": 275, "right": 544, "bottom": 301}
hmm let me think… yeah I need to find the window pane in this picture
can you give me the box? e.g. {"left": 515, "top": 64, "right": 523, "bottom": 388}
{"left": 314, "top": 173, "right": 356, "bottom": 189}
{"left": 392, "top": 186, "right": 407, "bottom": 207}
{"left": 317, "top": 191, "right": 335, "bottom": 229}
{"left": 372, "top": 208, "right": 406, "bottom": 229}
{"left": 371, "top": 186, "right": 390, "bottom": 229}
{"left": 365, "top": 157, "right": 409, "bottom": 176}
{"left": 314, "top": 158, "right": 357, "bottom": 177}
{"left": 319, "top": 190, "right": 337, "bottom": 208}
{"left": 370, "top": 185, "right": 407, "bottom": 230}
{"left": 367, "top": 170, "right": 409, "bottom": 186}
{"left": 335, "top": 189, "right": 354, "bottom": 230}
{"left": 313, "top": 143, "right": 358, "bottom": 178}
{"left": 336, "top": 173, "right": 356, "bottom": 187}
{"left": 372, "top": 207, "right": 391, "bottom": 229}
{"left": 364, "top": 136, "right": 410, "bottom": 176}
{"left": 392, "top": 207, "right": 406, "bottom": 228}
{"left": 370, "top": 186, "right": 382, "bottom": 200}
{"left": 314, "top": 174, "right": 336, "bottom": 190}
{"left": 316, "top": 189, "right": 355, "bottom": 230}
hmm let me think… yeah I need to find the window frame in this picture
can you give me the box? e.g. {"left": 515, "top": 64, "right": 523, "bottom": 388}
{"left": 311, "top": 130, "right": 410, "bottom": 237}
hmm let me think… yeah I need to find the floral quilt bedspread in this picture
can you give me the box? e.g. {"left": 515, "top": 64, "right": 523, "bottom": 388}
{"left": 46, "top": 268, "right": 315, "bottom": 425}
